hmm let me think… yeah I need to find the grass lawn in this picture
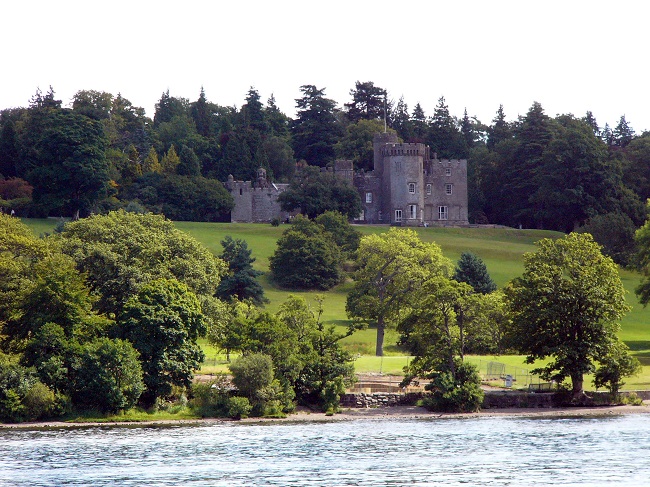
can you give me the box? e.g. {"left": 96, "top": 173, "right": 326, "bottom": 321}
{"left": 21, "top": 218, "right": 650, "bottom": 390}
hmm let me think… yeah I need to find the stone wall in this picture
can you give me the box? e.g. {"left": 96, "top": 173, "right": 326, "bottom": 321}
{"left": 340, "top": 390, "right": 650, "bottom": 409}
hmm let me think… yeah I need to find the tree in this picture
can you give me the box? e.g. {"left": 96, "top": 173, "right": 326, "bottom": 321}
{"left": 22, "top": 108, "right": 109, "bottom": 219}
{"left": 335, "top": 119, "right": 391, "bottom": 171}
{"left": 578, "top": 212, "right": 637, "bottom": 267}
{"left": 269, "top": 215, "right": 343, "bottom": 290}
{"left": 57, "top": 210, "right": 227, "bottom": 316}
{"left": 291, "top": 85, "right": 343, "bottom": 167}
{"left": 612, "top": 115, "right": 635, "bottom": 147}
{"left": 126, "top": 173, "right": 233, "bottom": 221}
{"left": 428, "top": 96, "right": 464, "bottom": 158}
{"left": 277, "top": 165, "right": 362, "bottom": 220}
{"left": 118, "top": 278, "right": 207, "bottom": 406}
{"left": 69, "top": 337, "right": 144, "bottom": 413}
{"left": 344, "top": 81, "right": 387, "bottom": 123}
{"left": 453, "top": 252, "right": 497, "bottom": 294}
{"left": 216, "top": 236, "right": 266, "bottom": 305}
{"left": 314, "top": 210, "right": 361, "bottom": 256}
{"left": 487, "top": 104, "right": 512, "bottom": 150}
{"left": 161, "top": 145, "right": 181, "bottom": 174}
{"left": 390, "top": 96, "right": 412, "bottom": 141}
{"left": 142, "top": 146, "right": 162, "bottom": 174}
{"left": 177, "top": 145, "right": 201, "bottom": 176}
{"left": 0, "top": 119, "right": 20, "bottom": 178}
{"left": 505, "top": 233, "right": 631, "bottom": 398}
{"left": 346, "top": 228, "right": 452, "bottom": 356}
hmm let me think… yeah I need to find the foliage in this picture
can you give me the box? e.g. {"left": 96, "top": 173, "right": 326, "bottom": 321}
{"left": 314, "top": 210, "right": 361, "bottom": 256}
{"left": 125, "top": 173, "right": 233, "bottom": 222}
{"left": 229, "top": 353, "right": 276, "bottom": 414}
{"left": 69, "top": 338, "right": 144, "bottom": 413}
{"left": 57, "top": 210, "right": 227, "bottom": 316}
{"left": 118, "top": 278, "right": 207, "bottom": 406}
{"left": 453, "top": 252, "right": 497, "bottom": 294}
{"left": 291, "top": 85, "right": 343, "bottom": 167}
{"left": 227, "top": 396, "right": 252, "bottom": 420}
{"left": 505, "top": 233, "right": 631, "bottom": 396}
{"left": 420, "top": 358, "right": 484, "bottom": 413}
{"left": 578, "top": 212, "right": 638, "bottom": 267}
{"left": 0, "top": 354, "right": 59, "bottom": 422}
{"left": 277, "top": 165, "right": 362, "bottom": 220}
{"left": 21, "top": 108, "right": 109, "bottom": 219}
{"left": 347, "top": 228, "right": 452, "bottom": 356}
{"left": 269, "top": 215, "right": 343, "bottom": 290}
{"left": 593, "top": 341, "right": 641, "bottom": 395}
{"left": 335, "top": 119, "right": 389, "bottom": 171}
{"left": 633, "top": 207, "right": 650, "bottom": 306}
{"left": 216, "top": 236, "right": 266, "bottom": 305}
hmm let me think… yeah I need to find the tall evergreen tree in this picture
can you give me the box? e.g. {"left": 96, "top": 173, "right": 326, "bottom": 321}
{"left": 216, "top": 236, "right": 266, "bottom": 305}
{"left": 487, "top": 104, "right": 511, "bottom": 150}
{"left": 344, "top": 81, "right": 387, "bottom": 123}
{"left": 391, "top": 96, "right": 412, "bottom": 141}
{"left": 612, "top": 115, "right": 635, "bottom": 147}
{"left": 453, "top": 252, "right": 497, "bottom": 294}
{"left": 410, "top": 103, "right": 428, "bottom": 142}
{"left": 291, "top": 85, "right": 342, "bottom": 167}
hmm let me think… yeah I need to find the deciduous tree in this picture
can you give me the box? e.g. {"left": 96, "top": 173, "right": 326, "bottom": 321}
{"left": 505, "top": 233, "right": 631, "bottom": 398}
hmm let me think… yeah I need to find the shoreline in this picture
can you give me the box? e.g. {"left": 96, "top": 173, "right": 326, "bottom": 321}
{"left": 2, "top": 402, "right": 649, "bottom": 430}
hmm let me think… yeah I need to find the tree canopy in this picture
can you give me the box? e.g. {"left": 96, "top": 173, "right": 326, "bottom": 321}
{"left": 505, "top": 233, "right": 633, "bottom": 397}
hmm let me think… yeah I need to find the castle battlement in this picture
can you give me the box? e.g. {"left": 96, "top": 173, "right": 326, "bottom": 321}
{"left": 381, "top": 143, "right": 426, "bottom": 157}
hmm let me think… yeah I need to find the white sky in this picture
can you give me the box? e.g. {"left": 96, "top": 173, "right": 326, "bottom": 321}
{"left": 2, "top": 0, "right": 649, "bottom": 133}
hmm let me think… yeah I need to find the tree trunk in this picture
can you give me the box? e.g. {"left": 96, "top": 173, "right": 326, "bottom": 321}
{"left": 571, "top": 372, "right": 584, "bottom": 398}
{"left": 375, "top": 316, "right": 385, "bottom": 357}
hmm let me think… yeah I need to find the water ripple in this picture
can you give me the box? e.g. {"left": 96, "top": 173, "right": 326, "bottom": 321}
{"left": 1, "top": 415, "right": 649, "bottom": 486}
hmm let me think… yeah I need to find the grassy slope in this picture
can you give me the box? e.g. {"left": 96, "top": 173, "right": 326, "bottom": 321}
{"left": 23, "top": 219, "right": 650, "bottom": 389}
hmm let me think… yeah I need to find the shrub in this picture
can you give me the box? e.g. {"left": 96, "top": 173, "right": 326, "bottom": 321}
{"left": 227, "top": 396, "right": 251, "bottom": 419}
{"left": 422, "top": 360, "right": 484, "bottom": 413}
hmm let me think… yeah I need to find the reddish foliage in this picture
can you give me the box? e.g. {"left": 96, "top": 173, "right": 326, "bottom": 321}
{"left": 0, "top": 177, "right": 33, "bottom": 200}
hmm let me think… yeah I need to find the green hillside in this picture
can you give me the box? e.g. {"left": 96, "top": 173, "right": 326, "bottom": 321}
{"left": 22, "top": 219, "right": 650, "bottom": 389}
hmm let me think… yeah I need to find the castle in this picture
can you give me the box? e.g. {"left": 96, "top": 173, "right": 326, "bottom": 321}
{"left": 226, "top": 132, "right": 468, "bottom": 226}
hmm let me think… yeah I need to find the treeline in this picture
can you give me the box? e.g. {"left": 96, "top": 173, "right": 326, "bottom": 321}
{"left": 1, "top": 83, "right": 648, "bottom": 237}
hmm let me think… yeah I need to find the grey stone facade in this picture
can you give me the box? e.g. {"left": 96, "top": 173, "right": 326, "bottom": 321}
{"left": 352, "top": 132, "right": 469, "bottom": 226}
{"left": 225, "top": 133, "right": 469, "bottom": 226}
{"left": 224, "top": 168, "right": 291, "bottom": 223}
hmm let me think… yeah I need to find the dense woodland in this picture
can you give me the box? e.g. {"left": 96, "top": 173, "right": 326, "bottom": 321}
{"left": 1, "top": 82, "right": 649, "bottom": 242}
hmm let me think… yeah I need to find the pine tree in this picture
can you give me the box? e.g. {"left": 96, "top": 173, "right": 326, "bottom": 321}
{"left": 216, "top": 236, "right": 267, "bottom": 305}
{"left": 453, "top": 252, "right": 497, "bottom": 294}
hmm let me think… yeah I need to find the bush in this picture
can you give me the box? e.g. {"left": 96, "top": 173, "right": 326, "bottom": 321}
{"left": 227, "top": 396, "right": 251, "bottom": 419}
{"left": 229, "top": 353, "right": 274, "bottom": 401}
{"left": 22, "top": 382, "right": 58, "bottom": 420}
{"left": 422, "top": 360, "right": 484, "bottom": 413}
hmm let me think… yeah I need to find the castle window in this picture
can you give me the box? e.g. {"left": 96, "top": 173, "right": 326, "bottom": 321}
{"left": 239, "top": 188, "right": 243, "bottom": 195}
{"left": 445, "top": 183, "right": 453, "bottom": 195}
{"left": 426, "top": 184, "right": 432, "bottom": 195}
{"left": 408, "top": 204, "right": 417, "bottom": 219}
{"left": 445, "top": 167, "right": 452, "bottom": 176}
{"left": 395, "top": 209, "right": 403, "bottom": 222}
{"left": 408, "top": 182, "right": 416, "bottom": 194}
{"left": 439, "top": 206, "right": 448, "bottom": 220}
{"left": 366, "top": 192, "right": 373, "bottom": 203}
{"left": 378, "top": 211, "right": 383, "bottom": 221}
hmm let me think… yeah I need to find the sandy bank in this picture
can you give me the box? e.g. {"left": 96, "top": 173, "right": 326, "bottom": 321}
{"left": 2, "top": 402, "right": 649, "bottom": 429}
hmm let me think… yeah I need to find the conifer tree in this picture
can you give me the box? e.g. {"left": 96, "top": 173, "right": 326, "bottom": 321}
{"left": 161, "top": 145, "right": 180, "bottom": 174}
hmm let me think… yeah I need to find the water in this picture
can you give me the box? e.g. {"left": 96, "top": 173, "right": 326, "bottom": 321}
{"left": 1, "top": 415, "right": 649, "bottom": 486}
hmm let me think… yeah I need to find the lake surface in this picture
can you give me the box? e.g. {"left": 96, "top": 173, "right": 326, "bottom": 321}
{"left": 1, "top": 415, "right": 649, "bottom": 486}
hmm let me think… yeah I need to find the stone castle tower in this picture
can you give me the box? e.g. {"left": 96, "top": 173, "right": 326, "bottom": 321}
{"left": 352, "top": 132, "right": 468, "bottom": 226}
